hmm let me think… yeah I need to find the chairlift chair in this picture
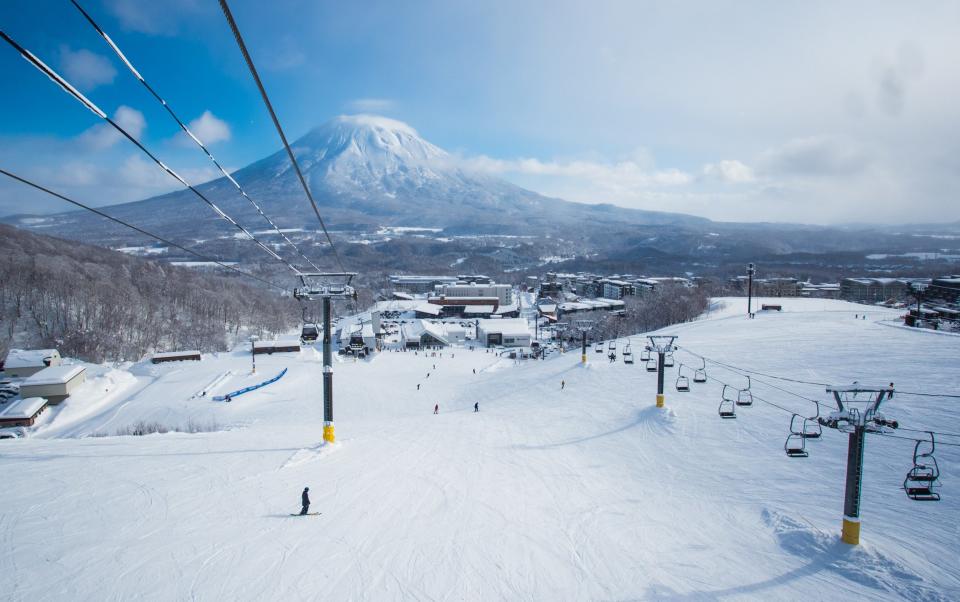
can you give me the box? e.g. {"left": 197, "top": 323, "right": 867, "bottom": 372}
{"left": 904, "top": 433, "right": 941, "bottom": 501}
{"left": 693, "top": 359, "right": 707, "bottom": 383}
{"left": 803, "top": 403, "right": 823, "bottom": 439}
{"left": 623, "top": 344, "right": 633, "bottom": 364}
{"left": 784, "top": 415, "right": 809, "bottom": 457}
{"left": 640, "top": 348, "right": 651, "bottom": 362}
{"left": 676, "top": 374, "right": 690, "bottom": 392}
{"left": 663, "top": 352, "right": 675, "bottom": 368}
{"left": 608, "top": 341, "right": 616, "bottom": 350}
{"left": 736, "top": 376, "right": 754, "bottom": 407}
{"left": 594, "top": 342, "right": 604, "bottom": 353}
{"left": 718, "top": 385, "right": 737, "bottom": 419}
{"left": 300, "top": 324, "right": 320, "bottom": 344}
{"left": 645, "top": 358, "right": 658, "bottom": 372}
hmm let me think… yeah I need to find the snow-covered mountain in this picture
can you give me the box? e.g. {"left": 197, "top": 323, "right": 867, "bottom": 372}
{"left": 6, "top": 115, "right": 707, "bottom": 243}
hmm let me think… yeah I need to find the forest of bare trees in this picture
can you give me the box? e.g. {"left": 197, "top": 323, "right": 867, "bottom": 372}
{"left": 0, "top": 225, "right": 297, "bottom": 363}
{"left": 573, "top": 285, "right": 710, "bottom": 343}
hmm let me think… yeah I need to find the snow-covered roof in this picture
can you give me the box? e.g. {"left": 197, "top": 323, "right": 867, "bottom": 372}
{"left": 152, "top": 350, "right": 201, "bottom": 360}
{"left": 0, "top": 397, "right": 47, "bottom": 419}
{"left": 413, "top": 302, "right": 442, "bottom": 316}
{"left": 22, "top": 365, "right": 85, "bottom": 386}
{"left": 421, "top": 321, "right": 449, "bottom": 345}
{"left": 253, "top": 340, "right": 300, "bottom": 349}
{"left": 443, "top": 324, "right": 466, "bottom": 334}
{"left": 4, "top": 349, "right": 59, "bottom": 369}
{"left": 401, "top": 321, "right": 426, "bottom": 340}
{"left": 477, "top": 319, "right": 531, "bottom": 337}
{"left": 464, "top": 305, "right": 495, "bottom": 314}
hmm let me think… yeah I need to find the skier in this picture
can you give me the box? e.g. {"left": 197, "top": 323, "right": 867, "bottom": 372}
{"left": 472, "top": 368, "right": 476, "bottom": 374}
{"left": 434, "top": 403, "right": 439, "bottom": 415}
{"left": 561, "top": 380, "right": 565, "bottom": 390}
{"left": 474, "top": 402, "right": 479, "bottom": 413}
{"left": 300, "top": 487, "right": 310, "bottom": 515}
{"left": 417, "top": 383, "right": 421, "bottom": 391}
{"left": 426, "top": 373, "right": 430, "bottom": 379}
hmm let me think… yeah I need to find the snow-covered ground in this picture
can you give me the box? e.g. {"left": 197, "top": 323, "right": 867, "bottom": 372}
{"left": 2, "top": 298, "right": 959, "bottom": 600}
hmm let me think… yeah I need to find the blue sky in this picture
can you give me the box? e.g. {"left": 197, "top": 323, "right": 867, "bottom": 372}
{"left": 1, "top": 0, "right": 958, "bottom": 224}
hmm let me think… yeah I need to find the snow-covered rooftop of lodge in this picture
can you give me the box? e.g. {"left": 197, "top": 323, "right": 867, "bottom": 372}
{"left": 151, "top": 350, "right": 201, "bottom": 360}
{"left": 0, "top": 397, "right": 47, "bottom": 419}
{"left": 3, "top": 348, "right": 58, "bottom": 368}
{"left": 476, "top": 318, "right": 531, "bottom": 337}
{"left": 21, "top": 365, "right": 85, "bottom": 386}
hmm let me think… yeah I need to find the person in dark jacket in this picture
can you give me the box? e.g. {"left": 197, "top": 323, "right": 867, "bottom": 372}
{"left": 300, "top": 487, "right": 310, "bottom": 515}
{"left": 474, "top": 402, "right": 479, "bottom": 413}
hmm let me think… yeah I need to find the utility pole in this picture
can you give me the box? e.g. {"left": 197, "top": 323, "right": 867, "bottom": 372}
{"left": 250, "top": 334, "right": 258, "bottom": 374}
{"left": 820, "top": 384, "right": 897, "bottom": 545}
{"left": 574, "top": 320, "right": 593, "bottom": 364}
{"left": 294, "top": 272, "right": 357, "bottom": 445}
{"left": 912, "top": 283, "right": 927, "bottom": 328}
{"left": 747, "top": 263, "right": 756, "bottom": 319}
{"left": 647, "top": 335, "right": 677, "bottom": 408}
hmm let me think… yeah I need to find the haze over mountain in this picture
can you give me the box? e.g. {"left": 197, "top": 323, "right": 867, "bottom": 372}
{"left": 6, "top": 115, "right": 959, "bottom": 278}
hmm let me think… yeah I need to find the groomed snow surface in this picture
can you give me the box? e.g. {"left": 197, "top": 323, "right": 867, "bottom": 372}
{"left": 2, "top": 298, "right": 959, "bottom": 600}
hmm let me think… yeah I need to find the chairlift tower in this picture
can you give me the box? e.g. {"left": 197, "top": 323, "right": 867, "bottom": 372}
{"left": 647, "top": 335, "right": 678, "bottom": 408}
{"left": 747, "top": 263, "right": 756, "bottom": 319}
{"left": 820, "top": 383, "right": 898, "bottom": 545}
{"left": 294, "top": 272, "right": 358, "bottom": 444}
{"left": 574, "top": 320, "right": 593, "bottom": 364}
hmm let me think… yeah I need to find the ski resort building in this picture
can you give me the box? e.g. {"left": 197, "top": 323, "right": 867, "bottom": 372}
{"left": 3, "top": 348, "right": 62, "bottom": 378}
{"left": 840, "top": 278, "right": 910, "bottom": 303}
{"left": 253, "top": 341, "right": 301, "bottom": 355}
{"left": 151, "top": 350, "right": 202, "bottom": 364}
{"left": 0, "top": 397, "right": 49, "bottom": 427}
{"left": 19, "top": 365, "right": 86, "bottom": 404}
{"left": 401, "top": 320, "right": 450, "bottom": 348}
{"left": 389, "top": 275, "right": 459, "bottom": 294}
{"left": 475, "top": 319, "right": 532, "bottom": 348}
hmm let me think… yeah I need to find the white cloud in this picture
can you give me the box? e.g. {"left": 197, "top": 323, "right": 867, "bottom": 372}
{"left": 702, "top": 160, "right": 755, "bottom": 183}
{"left": 59, "top": 46, "right": 116, "bottom": 91}
{"left": 105, "top": 0, "right": 202, "bottom": 35}
{"left": 79, "top": 106, "right": 147, "bottom": 149}
{"left": 758, "top": 136, "right": 868, "bottom": 177}
{"left": 346, "top": 98, "right": 397, "bottom": 113}
{"left": 458, "top": 154, "right": 692, "bottom": 191}
{"left": 180, "top": 111, "right": 231, "bottom": 146}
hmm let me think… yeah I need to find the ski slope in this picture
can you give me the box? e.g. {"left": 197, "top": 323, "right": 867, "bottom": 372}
{"left": 2, "top": 298, "right": 958, "bottom": 600}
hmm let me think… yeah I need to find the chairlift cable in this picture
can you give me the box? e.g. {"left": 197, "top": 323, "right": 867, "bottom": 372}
{"left": 0, "top": 29, "right": 300, "bottom": 275}
{"left": 217, "top": 0, "right": 347, "bottom": 274}
{"left": 0, "top": 168, "right": 286, "bottom": 292}
{"left": 69, "top": 0, "right": 325, "bottom": 273}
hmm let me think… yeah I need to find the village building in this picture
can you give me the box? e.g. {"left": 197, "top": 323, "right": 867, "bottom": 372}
{"left": 3, "top": 348, "right": 62, "bottom": 378}
{"left": 840, "top": 278, "right": 910, "bottom": 303}
{"left": 151, "top": 350, "right": 202, "bottom": 364}
{"left": 401, "top": 320, "right": 450, "bottom": 348}
{"left": 475, "top": 319, "right": 532, "bottom": 348}
{"left": 0, "top": 397, "right": 49, "bottom": 427}
{"left": 19, "top": 365, "right": 86, "bottom": 404}
{"left": 253, "top": 340, "right": 301, "bottom": 355}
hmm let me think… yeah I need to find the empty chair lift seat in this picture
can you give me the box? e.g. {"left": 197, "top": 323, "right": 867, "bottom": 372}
{"left": 0, "top": 397, "right": 49, "bottom": 427}
{"left": 19, "top": 365, "right": 86, "bottom": 404}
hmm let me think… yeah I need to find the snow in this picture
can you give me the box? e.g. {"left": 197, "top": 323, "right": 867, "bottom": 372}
{"left": 21, "top": 364, "right": 85, "bottom": 386}
{"left": 3, "top": 348, "right": 58, "bottom": 369}
{"left": 1, "top": 298, "right": 959, "bottom": 600}
{"left": 0, "top": 397, "right": 47, "bottom": 419}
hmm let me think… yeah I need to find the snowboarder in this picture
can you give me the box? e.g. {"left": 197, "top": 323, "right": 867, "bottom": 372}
{"left": 434, "top": 403, "right": 439, "bottom": 414}
{"left": 417, "top": 383, "right": 421, "bottom": 391}
{"left": 474, "top": 402, "right": 479, "bottom": 413}
{"left": 561, "top": 380, "right": 565, "bottom": 390}
{"left": 300, "top": 487, "right": 310, "bottom": 515}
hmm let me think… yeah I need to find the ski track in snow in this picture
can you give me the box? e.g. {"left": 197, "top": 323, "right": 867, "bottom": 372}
{"left": 1, "top": 297, "right": 959, "bottom": 600}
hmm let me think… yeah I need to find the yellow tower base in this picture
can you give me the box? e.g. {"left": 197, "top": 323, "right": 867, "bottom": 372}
{"left": 581, "top": 353, "right": 587, "bottom": 364}
{"left": 323, "top": 423, "right": 335, "bottom": 444}
{"left": 841, "top": 516, "right": 860, "bottom": 545}
{"left": 656, "top": 394, "right": 665, "bottom": 408}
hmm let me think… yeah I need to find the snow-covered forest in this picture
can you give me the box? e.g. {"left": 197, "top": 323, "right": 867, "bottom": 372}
{"left": 0, "top": 225, "right": 296, "bottom": 362}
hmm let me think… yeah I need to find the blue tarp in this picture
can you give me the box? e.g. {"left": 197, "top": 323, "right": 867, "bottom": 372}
{"left": 213, "top": 368, "right": 287, "bottom": 402}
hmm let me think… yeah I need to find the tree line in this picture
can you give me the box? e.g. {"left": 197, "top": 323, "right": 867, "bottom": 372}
{"left": 0, "top": 225, "right": 297, "bottom": 363}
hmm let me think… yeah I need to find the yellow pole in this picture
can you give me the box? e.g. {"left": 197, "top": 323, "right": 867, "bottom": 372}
{"left": 656, "top": 394, "right": 665, "bottom": 408}
{"left": 841, "top": 516, "right": 860, "bottom": 545}
{"left": 323, "top": 422, "right": 335, "bottom": 443}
